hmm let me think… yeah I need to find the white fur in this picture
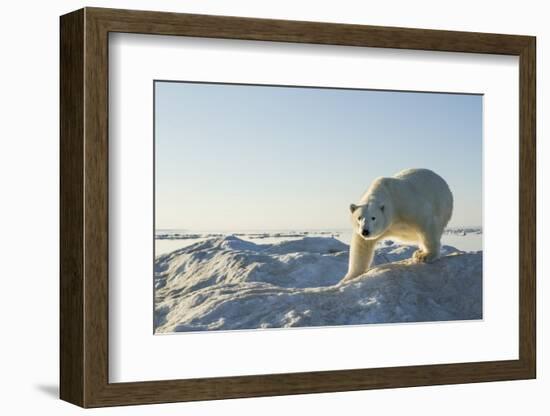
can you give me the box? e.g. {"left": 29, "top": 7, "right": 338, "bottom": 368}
{"left": 342, "top": 168, "right": 453, "bottom": 282}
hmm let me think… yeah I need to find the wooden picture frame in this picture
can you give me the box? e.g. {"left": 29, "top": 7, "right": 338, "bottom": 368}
{"left": 60, "top": 7, "right": 536, "bottom": 408}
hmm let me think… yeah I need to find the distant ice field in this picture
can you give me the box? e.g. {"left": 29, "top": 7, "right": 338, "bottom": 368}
{"left": 155, "top": 228, "right": 482, "bottom": 257}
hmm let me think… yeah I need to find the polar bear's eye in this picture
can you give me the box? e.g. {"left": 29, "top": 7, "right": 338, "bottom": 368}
{"left": 371, "top": 217, "right": 376, "bottom": 221}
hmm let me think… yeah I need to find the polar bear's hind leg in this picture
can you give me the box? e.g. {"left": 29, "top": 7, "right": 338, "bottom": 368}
{"left": 413, "top": 225, "right": 442, "bottom": 264}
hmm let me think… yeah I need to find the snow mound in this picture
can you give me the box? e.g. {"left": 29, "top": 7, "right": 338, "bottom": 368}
{"left": 154, "top": 236, "right": 481, "bottom": 332}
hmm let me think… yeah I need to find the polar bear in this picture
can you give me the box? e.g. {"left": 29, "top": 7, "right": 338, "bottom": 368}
{"left": 341, "top": 168, "right": 453, "bottom": 283}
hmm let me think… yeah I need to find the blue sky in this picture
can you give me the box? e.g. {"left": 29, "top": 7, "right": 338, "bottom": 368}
{"left": 155, "top": 81, "right": 482, "bottom": 231}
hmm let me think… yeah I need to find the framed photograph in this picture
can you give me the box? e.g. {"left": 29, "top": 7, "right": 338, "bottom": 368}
{"left": 60, "top": 7, "right": 536, "bottom": 408}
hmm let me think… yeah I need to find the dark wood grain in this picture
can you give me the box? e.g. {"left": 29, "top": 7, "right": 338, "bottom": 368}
{"left": 518, "top": 38, "right": 536, "bottom": 375}
{"left": 60, "top": 7, "right": 537, "bottom": 408}
{"left": 83, "top": 10, "right": 110, "bottom": 406}
{"left": 88, "top": 7, "right": 532, "bottom": 54}
{"left": 59, "top": 8, "right": 84, "bottom": 406}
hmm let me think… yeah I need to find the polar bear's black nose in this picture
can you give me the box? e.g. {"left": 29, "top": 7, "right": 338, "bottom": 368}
{"left": 362, "top": 229, "right": 370, "bottom": 237}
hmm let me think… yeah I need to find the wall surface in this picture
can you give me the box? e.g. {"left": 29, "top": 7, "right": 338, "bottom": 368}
{"left": 0, "top": 0, "right": 545, "bottom": 414}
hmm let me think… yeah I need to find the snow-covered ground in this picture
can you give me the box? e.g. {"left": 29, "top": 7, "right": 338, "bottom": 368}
{"left": 154, "top": 233, "right": 482, "bottom": 333}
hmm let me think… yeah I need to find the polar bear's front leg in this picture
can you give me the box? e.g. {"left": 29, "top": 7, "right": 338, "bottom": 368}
{"left": 341, "top": 234, "right": 376, "bottom": 283}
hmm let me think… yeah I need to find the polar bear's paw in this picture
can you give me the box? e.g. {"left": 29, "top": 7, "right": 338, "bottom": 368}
{"left": 412, "top": 249, "right": 438, "bottom": 264}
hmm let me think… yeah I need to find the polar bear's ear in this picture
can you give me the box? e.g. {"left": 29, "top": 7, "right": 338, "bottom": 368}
{"left": 380, "top": 204, "right": 385, "bottom": 212}
{"left": 349, "top": 203, "right": 358, "bottom": 213}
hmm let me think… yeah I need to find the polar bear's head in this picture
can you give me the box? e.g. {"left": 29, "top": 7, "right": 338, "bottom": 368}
{"left": 349, "top": 198, "right": 391, "bottom": 241}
